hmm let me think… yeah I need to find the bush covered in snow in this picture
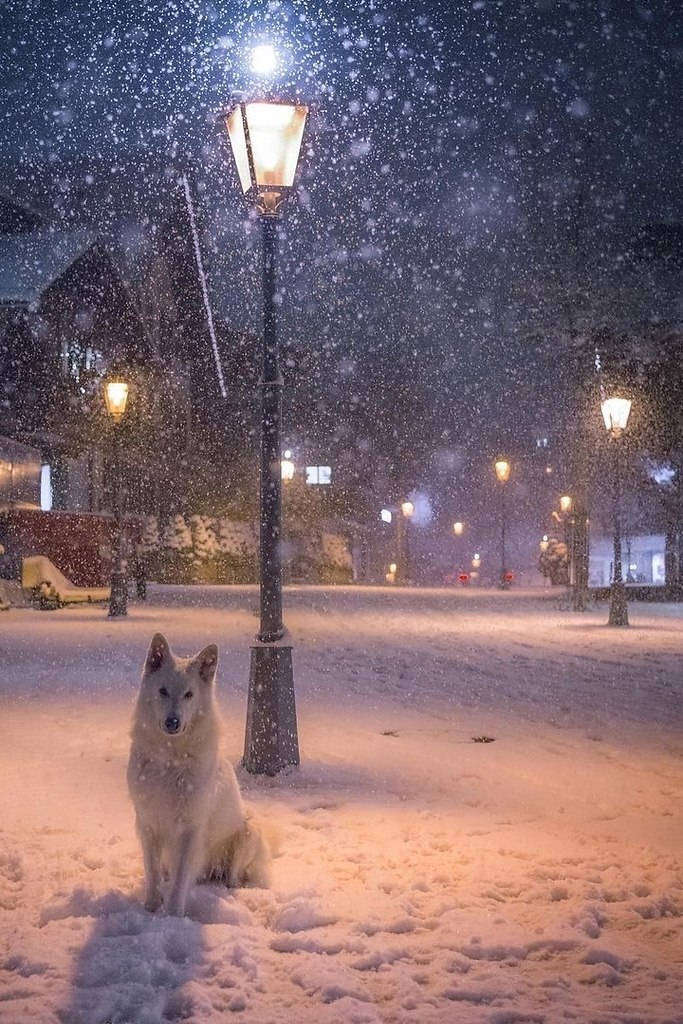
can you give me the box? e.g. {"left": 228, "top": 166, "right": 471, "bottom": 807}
{"left": 538, "top": 537, "right": 569, "bottom": 586}
{"left": 286, "top": 526, "right": 353, "bottom": 584}
{"left": 139, "top": 514, "right": 352, "bottom": 585}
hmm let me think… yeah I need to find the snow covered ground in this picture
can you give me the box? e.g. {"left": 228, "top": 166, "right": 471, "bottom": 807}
{"left": 1, "top": 584, "right": 682, "bottom": 1024}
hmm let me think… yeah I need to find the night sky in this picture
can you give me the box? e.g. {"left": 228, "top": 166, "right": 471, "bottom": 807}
{"left": 1, "top": 0, "right": 681, "bottom": 545}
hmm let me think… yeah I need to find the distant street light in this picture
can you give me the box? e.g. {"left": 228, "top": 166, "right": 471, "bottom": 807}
{"left": 494, "top": 458, "right": 511, "bottom": 588}
{"left": 396, "top": 500, "right": 414, "bottom": 585}
{"left": 602, "top": 395, "right": 632, "bottom": 627}
{"left": 103, "top": 375, "right": 129, "bottom": 618}
{"left": 281, "top": 450, "right": 295, "bottom": 482}
{"left": 225, "top": 98, "right": 308, "bottom": 774}
{"left": 557, "top": 494, "right": 574, "bottom": 603}
{"left": 452, "top": 520, "right": 465, "bottom": 575}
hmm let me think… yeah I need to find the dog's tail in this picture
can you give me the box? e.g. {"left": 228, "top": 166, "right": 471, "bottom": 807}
{"left": 208, "top": 812, "right": 272, "bottom": 888}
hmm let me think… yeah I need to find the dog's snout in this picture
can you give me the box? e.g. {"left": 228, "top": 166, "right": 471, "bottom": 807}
{"left": 165, "top": 715, "right": 181, "bottom": 734}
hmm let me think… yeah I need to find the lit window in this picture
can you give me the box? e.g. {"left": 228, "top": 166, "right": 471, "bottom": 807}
{"left": 40, "top": 464, "right": 53, "bottom": 510}
{"left": 306, "top": 465, "right": 332, "bottom": 485}
{"left": 536, "top": 437, "right": 549, "bottom": 448}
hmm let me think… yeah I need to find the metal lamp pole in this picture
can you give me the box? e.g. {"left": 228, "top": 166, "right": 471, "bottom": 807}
{"left": 242, "top": 212, "right": 300, "bottom": 774}
{"left": 224, "top": 100, "right": 308, "bottom": 774}
{"left": 103, "top": 377, "right": 129, "bottom": 618}
{"left": 398, "top": 501, "right": 414, "bottom": 586}
{"left": 608, "top": 435, "right": 628, "bottom": 626}
{"left": 494, "top": 459, "right": 510, "bottom": 588}
{"left": 559, "top": 495, "right": 573, "bottom": 607}
{"left": 601, "top": 396, "right": 631, "bottom": 627}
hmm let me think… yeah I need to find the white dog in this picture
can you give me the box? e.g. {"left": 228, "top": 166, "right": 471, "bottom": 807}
{"left": 127, "top": 633, "right": 271, "bottom": 916}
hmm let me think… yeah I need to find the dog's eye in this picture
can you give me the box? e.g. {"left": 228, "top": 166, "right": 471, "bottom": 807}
{"left": 183, "top": 690, "right": 194, "bottom": 701}
{"left": 159, "top": 686, "right": 169, "bottom": 698}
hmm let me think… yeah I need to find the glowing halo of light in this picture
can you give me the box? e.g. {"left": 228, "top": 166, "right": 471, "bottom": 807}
{"left": 250, "top": 44, "right": 278, "bottom": 75}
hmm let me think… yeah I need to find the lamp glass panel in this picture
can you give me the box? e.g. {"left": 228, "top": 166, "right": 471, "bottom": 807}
{"left": 104, "top": 381, "right": 129, "bottom": 420}
{"left": 225, "top": 107, "right": 253, "bottom": 193}
{"left": 495, "top": 459, "right": 510, "bottom": 482}
{"left": 244, "top": 102, "right": 307, "bottom": 187}
{"left": 601, "top": 397, "right": 632, "bottom": 433}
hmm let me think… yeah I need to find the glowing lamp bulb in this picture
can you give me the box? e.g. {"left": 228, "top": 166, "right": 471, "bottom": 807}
{"left": 251, "top": 44, "right": 277, "bottom": 75}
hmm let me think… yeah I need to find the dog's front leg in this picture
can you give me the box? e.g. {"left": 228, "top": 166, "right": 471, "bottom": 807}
{"left": 166, "top": 828, "right": 200, "bottom": 917}
{"left": 139, "top": 827, "right": 163, "bottom": 912}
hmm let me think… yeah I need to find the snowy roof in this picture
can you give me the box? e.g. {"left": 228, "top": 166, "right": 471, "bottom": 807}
{"left": 0, "top": 229, "right": 98, "bottom": 306}
{"left": 0, "top": 434, "right": 41, "bottom": 464}
{"left": 0, "top": 195, "right": 43, "bottom": 234}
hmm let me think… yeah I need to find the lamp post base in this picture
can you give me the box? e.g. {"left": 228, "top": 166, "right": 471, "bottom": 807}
{"left": 108, "top": 570, "right": 128, "bottom": 618}
{"left": 243, "top": 645, "right": 299, "bottom": 776}
{"left": 608, "top": 580, "right": 629, "bottom": 627}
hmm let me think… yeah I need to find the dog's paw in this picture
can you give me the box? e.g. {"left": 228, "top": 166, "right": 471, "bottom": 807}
{"left": 143, "top": 890, "right": 163, "bottom": 913}
{"left": 165, "top": 893, "right": 188, "bottom": 918}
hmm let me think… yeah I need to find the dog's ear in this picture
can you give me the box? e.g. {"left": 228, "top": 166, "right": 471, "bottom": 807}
{"left": 146, "top": 633, "right": 171, "bottom": 673}
{"left": 195, "top": 643, "right": 218, "bottom": 684}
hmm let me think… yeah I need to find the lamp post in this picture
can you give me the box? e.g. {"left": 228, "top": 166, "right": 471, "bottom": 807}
{"left": 103, "top": 376, "right": 129, "bottom": 618}
{"left": 452, "top": 520, "right": 464, "bottom": 575}
{"left": 601, "top": 395, "right": 632, "bottom": 627}
{"left": 225, "top": 98, "right": 308, "bottom": 774}
{"left": 494, "top": 458, "right": 510, "bottom": 588}
{"left": 280, "top": 450, "right": 295, "bottom": 483}
{"left": 557, "top": 495, "right": 573, "bottom": 602}
{"left": 396, "top": 500, "right": 414, "bottom": 585}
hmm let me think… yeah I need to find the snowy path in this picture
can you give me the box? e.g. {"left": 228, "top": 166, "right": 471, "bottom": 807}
{"left": 0, "top": 586, "right": 682, "bottom": 1023}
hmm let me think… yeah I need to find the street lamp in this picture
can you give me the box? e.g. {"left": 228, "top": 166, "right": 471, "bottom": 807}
{"left": 280, "top": 450, "right": 295, "bottom": 483}
{"left": 396, "top": 500, "right": 414, "bottom": 585}
{"left": 552, "top": 494, "right": 574, "bottom": 597}
{"left": 494, "top": 458, "right": 510, "bottom": 588}
{"left": 601, "top": 395, "right": 632, "bottom": 627}
{"left": 103, "top": 375, "right": 129, "bottom": 618}
{"left": 452, "top": 520, "right": 465, "bottom": 576}
{"left": 225, "top": 98, "right": 308, "bottom": 774}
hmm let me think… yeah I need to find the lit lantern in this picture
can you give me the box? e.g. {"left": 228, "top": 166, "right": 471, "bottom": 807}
{"left": 401, "top": 501, "right": 415, "bottom": 519}
{"left": 494, "top": 458, "right": 510, "bottom": 483}
{"left": 560, "top": 495, "right": 572, "bottom": 513}
{"left": 103, "top": 378, "right": 129, "bottom": 423}
{"left": 280, "top": 450, "right": 295, "bottom": 482}
{"left": 225, "top": 100, "right": 308, "bottom": 216}
{"left": 453, "top": 521, "right": 464, "bottom": 536}
{"left": 601, "top": 396, "right": 632, "bottom": 437}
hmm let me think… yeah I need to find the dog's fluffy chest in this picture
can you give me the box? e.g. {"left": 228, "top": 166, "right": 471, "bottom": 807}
{"left": 128, "top": 744, "right": 217, "bottom": 826}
